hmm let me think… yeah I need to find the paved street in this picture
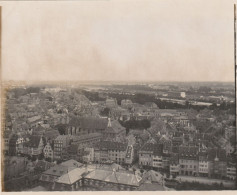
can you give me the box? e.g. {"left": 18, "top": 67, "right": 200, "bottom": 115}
{"left": 176, "top": 176, "right": 235, "bottom": 188}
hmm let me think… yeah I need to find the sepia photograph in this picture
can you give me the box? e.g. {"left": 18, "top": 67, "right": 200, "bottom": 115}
{"left": 0, "top": 0, "right": 236, "bottom": 192}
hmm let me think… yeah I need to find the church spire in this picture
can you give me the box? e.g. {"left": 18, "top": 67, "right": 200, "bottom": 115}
{"left": 214, "top": 150, "right": 219, "bottom": 161}
{"left": 108, "top": 117, "right": 112, "bottom": 127}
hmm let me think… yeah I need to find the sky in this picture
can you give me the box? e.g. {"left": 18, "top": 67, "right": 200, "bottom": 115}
{"left": 1, "top": 0, "right": 236, "bottom": 82}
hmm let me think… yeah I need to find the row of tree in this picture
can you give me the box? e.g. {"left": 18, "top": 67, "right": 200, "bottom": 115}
{"left": 82, "top": 90, "right": 235, "bottom": 112}
{"left": 10, "top": 87, "right": 41, "bottom": 98}
{"left": 119, "top": 119, "right": 151, "bottom": 130}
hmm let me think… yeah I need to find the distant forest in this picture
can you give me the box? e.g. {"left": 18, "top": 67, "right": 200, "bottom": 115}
{"left": 81, "top": 90, "right": 235, "bottom": 114}
{"left": 9, "top": 87, "right": 41, "bottom": 98}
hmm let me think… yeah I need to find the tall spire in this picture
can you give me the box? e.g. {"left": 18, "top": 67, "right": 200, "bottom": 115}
{"left": 108, "top": 117, "right": 112, "bottom": 127}
{"left": 214, "top": 150, "right": 219, "bottom": 161}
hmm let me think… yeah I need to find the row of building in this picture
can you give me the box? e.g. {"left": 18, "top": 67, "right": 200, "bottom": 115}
{"left": 138, "top": 143, "right": 236, "bottom": 180}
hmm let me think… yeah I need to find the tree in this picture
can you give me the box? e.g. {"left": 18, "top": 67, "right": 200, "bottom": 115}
{"left": 55, "top": 124, "right": 68, "bottom": 135}
{"left": 45, "top": 157, "right": 52, "bottom": 162}
{"left": 140, "top": 119, "right": 151, "bottom": 129}
{"left": 38, "top": 153, "right": 44, "bottom": 160}
{"left": 31, "top": 156, "right": 36, "bottom": 162}
{"left": 133, "top": 168, "right": 136, "bottom": 173}
{"left": 100, "top": 107, "right": 110, "bottom": 117}
{"left": 230, "top": 135, "right": 236, "bottom": 147}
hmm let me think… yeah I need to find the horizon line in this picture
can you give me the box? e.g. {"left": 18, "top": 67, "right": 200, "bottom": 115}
{"left": 1, "top": 79, "right": 235, "bottom": 85}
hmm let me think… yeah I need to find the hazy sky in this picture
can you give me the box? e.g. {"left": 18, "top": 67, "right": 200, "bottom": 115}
{"left": 1, "top": 0, "right": 236, "bottom": 82}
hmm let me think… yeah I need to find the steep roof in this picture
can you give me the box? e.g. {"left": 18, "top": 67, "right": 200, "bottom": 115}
{"left": 67, "top": 144, "right": 79, "bottom": 154}
{"left": 44, "top": 130, "right": 60, "bottom": 140}
{"left": 68, "top": 117, "right": 108, "bottom": 130}
{"left": 27, "top": 115, "right": 41, "bottom": 123}
{"left": 179, "top": 146, "right": 198, "bottom": 160}
{"left": 35, "top": 160, "right": 55, "bottom": 172}
{"left": 96, "top": 163, "right": 126, "bottom": 171}
{"left": 138, "top": 183, "right": 165, "bottom": 191}
{"left": 140, "top": 143, "right": 163, "bottom": 156}
{"left": 56, "top": 167, "right": 87, "bottom": 185}
{"left": 3, "top": 130, "right": 12, "bottom": 139}
{"left": 24, "top": 135, "right": 42, "bottom": 148}
{"left": 142, "top": 170, "right": 163, "bottom": 184}
{"left": 95, "top": 141, "right": 127, "bottom": 151}
{"left": 72, "top": 133, "right": 101, "bottom": 142}
{"left": 207, "top": 148, "right": 227, "bottom": 162}
{"left": 42, "top": 165, "right": 76, "bottom": 177}
{"left": 84, "top": 169, "right": 141, "bottom": 187}
{"left": 144, "top": 102, "right": 158, "bottom": 108}
{"left": 104, "top": 122, "right": 125, "bottom": 134}
{"left": 60, "top": 159, "right": 83, "bottom": 168}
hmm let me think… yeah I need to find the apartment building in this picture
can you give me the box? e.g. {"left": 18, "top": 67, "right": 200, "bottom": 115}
{"left": 53, "top": 135, "right": 70, "bottom": 161}
{"left": 94, "top": 141, "right": 127, "bottom": 165}
{"left": 179, "top": 146, "right": 199, "bottom": 176}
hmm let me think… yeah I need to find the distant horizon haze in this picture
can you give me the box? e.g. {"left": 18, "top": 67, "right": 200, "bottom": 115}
{"left": 1, "top": 0, "right": 236, "bottom": 82}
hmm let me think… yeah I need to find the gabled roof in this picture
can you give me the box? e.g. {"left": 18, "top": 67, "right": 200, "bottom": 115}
{"left": 144, "top": 102, "right": 158, "bottom": 108}
{"left": 207, "top": 148, "right": 226, "bottom": 162}
{"left": 72, "top": 133, "right": 102, "bottom": 142}
{"left": 98, "top": 163, "right": 126, "bottom": 171}
{"left": 3, "top": 130, "right": 12, "bottom": 139}
{"left": 56, "top": 167, "right": 87, "bottom": 185}
{"left": 142, "top": 170, "right": 163, "bottom": 184}
{"left": 27, "top": 115, "right": 41, "bottom": 123}
{"left": 42, "top": 165, "right": 76, "bottom": 177}
{"left": 60, "top": 159, "right": 83, "bottom": 168}
{"left": 95, "top": 141, "right": 127, "bottom": 151}
{"left": 138, "top": 183, "right": 165, "bottom": 191}
{"left": 84, "top": 169, "right": 141, "bottom": 187}
{"left": 140, "top": 143, "right": 163, "bottom": 156}
{"left": 67, "top": 144, "right": 79, "bottom": 154}
{"left": 35, "top": 160, "right": 55, "bottom": 172}
{"left": 24, "top": 135, "right": 42, "bottom": 148}
{"left": 44, "top": 130, "right": 60, "bottom": 140}
{"left": 179, "top": 146, "right": 198, "bottom": 160}
{"left": 68, "top": 117, "right": 108, "bottom": 130}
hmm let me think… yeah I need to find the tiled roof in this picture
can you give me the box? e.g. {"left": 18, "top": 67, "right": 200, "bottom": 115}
{"left": 60, "top": 159, "right": 83, "bottom": 168}
{"left": 169, "top": 153, "right": 179, "bottom": 164}
{"left": 207, "top": 148, "right": 227, "bottom": 162}
{"left": 3, "top": 130, "right": 12, "bottom": 139}
{"left": 27, "top": 186, "right": 47, "bottom": 191}
{"left": 179, "top": 146, "right": 198, "bottom": 160}
{"left": 9, "top": 134, "right": 19, "bottom": 145}
{"left": 84, "top": 169, "right": 141, "bottom": 187}
{"left": 144, "top": 102, "right": 158, "bottom": 108}
{"left": 42, "top": 165, "right": 76, "bottom": 177}
{"left": 56, "top": 167, "right": 87, "bottom": 185}
{"left": 35, "top": 160, "right": 55, "bottom": 171}
{"left": 138, "top": 183, "right": 165, "bottom": 191}
{"left": 72, "top": 133, "right": 101, "bottom": 142}
{"left": 44, "top": 130, "right": 60, "bottom": 139}
{"left": 55, "top": 135, "right": 69, "bottom": 141}
{"left": 98, "top": 163, "right": 126, "bottom": 172}
{"left": 95, "top": 141, "right": 127, "bottom": 151}
{"left": 68, "top": 117, "right": 108, "bottom": 130}
{"left": 27, "top": 115, "right": 41, "bottom": 123}
{"left": 24, "top": 135, "right": 42, "bottom": 148}
{"left": 67, "top": 144, "right": 79, "bottom": 154}
{"left": 140, "top": 143, "right": 163, "bottom": 156}
{"left": 171, "top": 146, "right": 179, "bottom": 154}
{"left": 142, "top": 170, "right": 163, "bottom": 184}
